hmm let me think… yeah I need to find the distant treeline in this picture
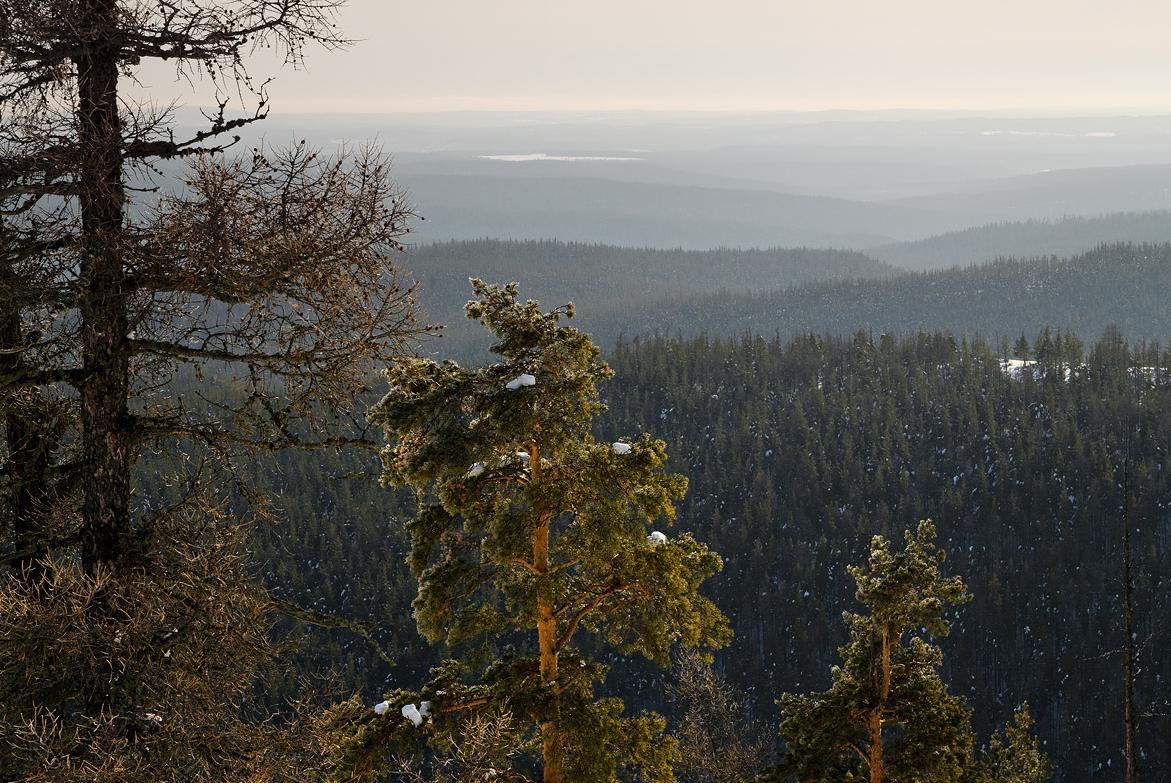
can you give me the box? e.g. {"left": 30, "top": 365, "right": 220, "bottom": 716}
{"left": 617, "top": 243, "right": 1171, "bottom": 348}
{"left": 227, "top": 328, "right": 1171, "bottom": 782}
{"left": 405, "top": 239, "right": 892, "bottom": 357}
{"left": 401, "top": 241, "right": 1171, "bottom": 358}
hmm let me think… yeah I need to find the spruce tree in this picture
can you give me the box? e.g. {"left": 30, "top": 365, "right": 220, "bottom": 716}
{"left": 356, "top": 280, "right": 730, "bottom": 783}
{"left": 767, "top": 520, "right": 973, "bottom": 783}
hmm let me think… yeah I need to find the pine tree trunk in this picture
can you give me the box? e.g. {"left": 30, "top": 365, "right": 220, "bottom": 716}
{"left": 1123, "top": 470, "right": 1138, "bottom": 783}
{"left": 531, "top": 440, "right": 564, "bottom": 783}
{"left": 868, "top": 626, "right": 891, "bottom": 783}
{"left": 74, "top": 0, "right": 132, "bottom": 571}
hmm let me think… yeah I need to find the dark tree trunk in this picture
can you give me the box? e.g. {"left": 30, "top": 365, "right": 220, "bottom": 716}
{"left": 1122, "top": 471, "right": 1138, "bottom": 783}
{"left": 74, "top": 0, "right": 132, "bottom": 571}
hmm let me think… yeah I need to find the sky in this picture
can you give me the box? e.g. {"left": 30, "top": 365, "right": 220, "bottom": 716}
{"left": 135, "top": 0, "right": 1171, "bottom": 114}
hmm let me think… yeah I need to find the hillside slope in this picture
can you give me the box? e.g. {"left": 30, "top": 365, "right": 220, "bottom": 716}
{"left": 405, "top": 239, "right": 895, "bottom": 356}
{"left": 870, "top": 212, "right": 1171, "bottom": 270}
{"left": 402, "top": 174, "right": 965, "bottom": 249}
{"left": 889, "top": 164, "right": 1171, "bottom": 223}
{"left": 617, "top": 243, "right": 1171, "bottom": 345}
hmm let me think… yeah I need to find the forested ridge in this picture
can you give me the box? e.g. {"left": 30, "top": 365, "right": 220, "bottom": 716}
{"left": 615, "top": 243, "right": 1171, "bottom": 347}
{"left": 868, "top": 211, "right": 1171, "bottom": 271}
{"left": 400, "top": 241, "right": 1171, "bottom": 355}
{"left": 242, "top": 328, "right": 1171, "bottom": 782}
{"left": 404, "top": 239, "right": 894, "bottom": 356}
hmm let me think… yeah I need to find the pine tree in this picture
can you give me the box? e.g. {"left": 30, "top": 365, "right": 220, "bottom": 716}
{"left": 766, "top": 520, "right": 974, "bottom": 783}
{"left": 353, "top": 280, "right": 730, "bottom": 783}
{"left": 973, "top": 705, "right": 1051, "bottom": 783}
{"left": 1013, "top": 335, "right": 1031, "bottom": 361}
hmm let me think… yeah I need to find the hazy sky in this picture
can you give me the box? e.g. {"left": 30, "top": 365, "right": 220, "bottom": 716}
{"left": 137, "top": 0, "right": 1171, "bottom": 113}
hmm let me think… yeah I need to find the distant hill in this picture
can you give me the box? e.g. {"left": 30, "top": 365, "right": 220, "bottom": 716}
{"left": 400, "top": 174, "right": 965, "bottom": 250}
{"left": 870, "top": 211, "right": 1171, "bottom": 270}
{"left": 404, "top": 239, "right": 894, "bottom": 356}
{"left": 888, "top": 164, "right": 1171, "bottom": 223}
{"left": 614, "top": 243, "right": 1171, "bottom": 345}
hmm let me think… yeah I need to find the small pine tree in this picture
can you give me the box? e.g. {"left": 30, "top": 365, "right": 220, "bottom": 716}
{"left": 974, "top": 704, "right": 1051, "bottom": 783}
{"left": 1013, "top": 335, "right": 1031, "bottom": 361}
{"left": 351, "top": 281, "right": 730, "bottom": 783}
{"left": 766, "top": 520, "right": 973, "bottom": 783}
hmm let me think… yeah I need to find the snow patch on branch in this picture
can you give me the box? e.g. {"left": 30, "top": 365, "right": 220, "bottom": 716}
{"left": 506, "top": 373, "right": 536, "bottom": 390}
{"left": 402, "top": 703, "right": 424, "bottom": 726}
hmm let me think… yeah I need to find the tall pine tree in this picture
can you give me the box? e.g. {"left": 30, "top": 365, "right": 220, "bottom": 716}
{"left": 767, "top": 520, "right": 973, "bottom": 783}
{"left": 349, "top": 281, "right": 730, "bottom": 783}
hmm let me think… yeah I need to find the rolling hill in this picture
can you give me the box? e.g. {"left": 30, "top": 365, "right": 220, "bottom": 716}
{"left": 403, "top": 239, "right": 895, "bottom": 356}
{"left": 400, "top": 174, "right": 966, "bottom": 250}
{"left": 889, "top": 164, "right": 1171, "bottom": 223}
{"left": 612, "top": 243, "right": 1171, "bottom": 346}
{"left": 869, "top": 211, "right": 1171, "bottom": 270}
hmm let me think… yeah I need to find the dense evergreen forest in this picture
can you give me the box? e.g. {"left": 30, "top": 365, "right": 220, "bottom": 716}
{"left": 244, "top": 328, "right": 1171, "bottom": 782}
{"left": 614, "top": 243, "right": 1171, "bottom": 348}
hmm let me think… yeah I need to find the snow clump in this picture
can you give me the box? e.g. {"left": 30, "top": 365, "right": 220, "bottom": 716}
{"left": 402, "top": 703, "right": 424, "bottom": 726}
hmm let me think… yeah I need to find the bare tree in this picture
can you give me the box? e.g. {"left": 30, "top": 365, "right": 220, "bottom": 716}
{"left": 670, "top": 650, "right": 771, "bottom": 783}
{"left": 386, "top": 709, "right": 536, "bottom": 783}
{"left": 1, "top": 1, "right": 421, "bottom": 779}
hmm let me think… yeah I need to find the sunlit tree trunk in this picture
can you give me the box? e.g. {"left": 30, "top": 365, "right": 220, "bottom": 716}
{"left": 868, "top": 626, "right": 891, "bottom": 783}
{"left": 531, "top": 438, "right": 564, "bottom": 783}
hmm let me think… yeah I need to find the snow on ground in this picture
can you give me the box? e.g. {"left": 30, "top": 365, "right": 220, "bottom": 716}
{"left": 1001, "top": 358, "right": 1041, "bottom": 381}
{"left": 1000, "top": 359, "right": 1165, "bottom": 384}
{"left": 506, "top": 373, "right": 536, "bottom": 390}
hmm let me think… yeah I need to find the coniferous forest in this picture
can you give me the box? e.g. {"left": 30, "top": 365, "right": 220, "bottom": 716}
{"left": 3, "top": 2, "right": 1171, "bottom": 783}
{"left": 230, "top": 326, "right": 1171, "bottom": 781}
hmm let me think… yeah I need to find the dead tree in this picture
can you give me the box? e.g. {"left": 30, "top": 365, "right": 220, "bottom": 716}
{"left": 1, "top": 1, "right": 421, "bottom": 779}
